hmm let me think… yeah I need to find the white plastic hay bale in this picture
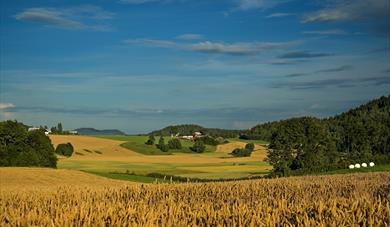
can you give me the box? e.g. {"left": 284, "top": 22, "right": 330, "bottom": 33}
{"left": 369, "top": 162, "right": 375, "bottom": 167}
{"left": 354, "top": 163, "right": 361, "bottom": 168}
{"left": 361, "top": 163, "right": 367, "bottom": 167}
{"left": 348, "top": 164, "right": 355, "bottom": 169}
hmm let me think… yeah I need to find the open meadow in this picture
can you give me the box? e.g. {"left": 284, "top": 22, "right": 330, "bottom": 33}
{"left": 50, "top": 135, "right": 271, "bottom": 181}
{"left": 1, "top": 168, "right": 389, "bottom": 226}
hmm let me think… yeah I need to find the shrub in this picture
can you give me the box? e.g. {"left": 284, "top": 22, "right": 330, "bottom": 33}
{"left": 156, "top": 136, "right": 169, "bottom": 152}
{"left": 196, "top": 136, "right": 218, "bottom": 146}
{"left": 145, "top": 135, "right": 155, "bottom": 145}
{"left": 245, "top": 143, "right": 255, "bottom": 152}
{"left": 215, "top": 137, "right": 227, "bottom": 144}
{"left": 231, "top": 148, "right": 252, "bottom": 157}
{"left": 55, "top": 143, "right": 74, "bottom": 157}
{"left": 159, "top": 144, "right": 170, "bottom": 152}
{"left": 168, "top": 138, "right": 182, "bottom": 150}
{"left": 191, "top": 141, "right": 206, "bottom": 153}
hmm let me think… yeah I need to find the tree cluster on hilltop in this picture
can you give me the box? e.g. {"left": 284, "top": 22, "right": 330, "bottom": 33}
{"left": 149, "top": 124, "right": 243, "bottom": 138}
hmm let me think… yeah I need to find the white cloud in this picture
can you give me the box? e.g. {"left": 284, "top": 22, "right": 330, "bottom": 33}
{"left": 235, "top": 0, "right": 290, "bottom": 11}
{"left": 15, "top": 5, "right": 114, "bottom": 31}
{"left": 0, "top": 103, "right": 15, "bottom": 120}
{"left": 125, "top": 38, "right": 299, "bottom": 56}
{"left": 266, "top": 13, "right": 293, "bottom": 18}
{"left": 0, "top": 103, "right": 15, "bottom": 110}
{"left": 303, "top": 29, "right": 347, "bottom": 35}
{"left": 189, "top": 41, "right": 294, "bottom": 55}
{"left": 119, "top": 0, "right": 160, "bottom": 4}
{"left": 119, "top": 0, "right": 188, "bottom": 4}
{"left": 303, "top": 0, "right": 389, "bottom": 23}
{"left": 176, "top": 34, "right": 203, "bottom": 40}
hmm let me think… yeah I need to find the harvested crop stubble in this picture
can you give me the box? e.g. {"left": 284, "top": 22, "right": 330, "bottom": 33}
{"left": 1, "top": 172, "right": 389, "bottom": 226}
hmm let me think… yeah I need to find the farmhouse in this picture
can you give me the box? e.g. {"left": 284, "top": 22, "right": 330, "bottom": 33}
{"left": 28, "top": 127, "right": 51, "bottom": 136}
{"left": 178, "top": 132, "right": 204, "bottom": 140}
{"left": 180, "top": 135, "right": 194, "bottom": 140}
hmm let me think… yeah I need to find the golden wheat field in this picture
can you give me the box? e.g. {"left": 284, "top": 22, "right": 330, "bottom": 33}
{"left": 1, "top": 168, "right": 389, "bottom": 226}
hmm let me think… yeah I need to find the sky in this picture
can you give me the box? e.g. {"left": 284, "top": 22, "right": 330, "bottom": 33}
{"left": 0, "top": 0, "right": 389, "bottom": 134}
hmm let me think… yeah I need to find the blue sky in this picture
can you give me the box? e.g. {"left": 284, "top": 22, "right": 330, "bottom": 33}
{"left": 0, "top": 0, "right": 389, "bottom": 133}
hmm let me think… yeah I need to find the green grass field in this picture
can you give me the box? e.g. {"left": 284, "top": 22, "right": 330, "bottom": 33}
{"left": 96, "top": 135, "right": 216, "bottom": 155}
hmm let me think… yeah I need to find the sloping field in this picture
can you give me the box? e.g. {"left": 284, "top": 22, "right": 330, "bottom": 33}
{"left": 51, "top": 135, "right": 268, "bottom": 164}
{"left": 0, "top": 168, "right": 131, "bottom": 191}
{"left": 216, "top": 141, "right": 268, "bottom": 160}
{"left": 1, "top": 171, "right": 389, "bottom": 226}
{"left": 51, "top": 135, "right": 271, "bottom": 180}
{"left": 50, "top": 135, "right": 142, "bottom": 157}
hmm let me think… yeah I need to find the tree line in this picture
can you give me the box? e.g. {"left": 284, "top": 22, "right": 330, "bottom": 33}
{"left": 149, "top": 124, "right": 243, "bottom": 138}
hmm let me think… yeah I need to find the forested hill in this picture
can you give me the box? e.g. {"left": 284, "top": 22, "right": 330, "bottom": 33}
{"left": 327, "top": 95, "right": 390, "bottom": 163}
{"left": 75, "top": 128, "right": 126, "bottom": 136}
{"left": 254, "top": 94, "right": 389, "bottom": 176}
{"left": 329, "top": 95, "right": 390, "bottom": 122}
{"left": 242, "top": 95, "right": 390, "bottom": 142}
{"left": 148, "top": 124, "right": 243, "bottom": 138}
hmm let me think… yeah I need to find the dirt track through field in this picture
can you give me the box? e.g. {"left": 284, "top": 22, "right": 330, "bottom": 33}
{"left": 50, "top": 135, "right": 267, "bottom": 164}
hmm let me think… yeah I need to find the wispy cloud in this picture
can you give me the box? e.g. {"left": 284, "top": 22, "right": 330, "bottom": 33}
{"left": 119, "top": 0, "right": 160, "bottom": 4}
{"left": 302, "top": 0, "right": 390, "bottom": 34}
{"left": 235, "top": 0, "right": 289, "bottom": 11}
{"left": 278, "top": 51, "right": 333, "bottom": 59}
{"left": 284, "top": 73, "right": 307, "bottom": 78}
{"left": 268, "top": 59, "right": 308, "bottom": 65}
{"left": 176, "top": 33, "right": 204, "bottom": 40}
{"left": 282, "top": 65, "right": 352, "bottom": 78}
{"left": 266, "top": 13, "right": 294, "bottom": 18}
{"left": 118, "top": 0, "right": 188, "bottom": 4}
{"left": 303, "top": 0, "right": 389, "bottom": 23}
{"left": 125, "top": 38, "right": 299, "bottom": 56}
{"left": 0, "top": 103, "right": 15, "bottom": 110}
{"left": 15, "top": 5, "right": 114, "bottom": 31}
{"left": 189, "top": 41, "right": 295, "bottom": 55}
{"left": 315, "top": 65, "right": 352, "bottom": 73}
{"left": 0, "top": 103, "right": 16, "bottom": 120}
{"left": 271, "top": 75, "right": 390, "bottom": 89}
{"left": 303, "top": 29, "right": 347, "bottom": 35}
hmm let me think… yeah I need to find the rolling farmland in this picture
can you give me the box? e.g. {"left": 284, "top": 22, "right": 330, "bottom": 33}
{"left": 50, "top": 135, "right": 272, "bottom": 180}
{"left": 1, "top": 169, "right": 389, "bottom": 226}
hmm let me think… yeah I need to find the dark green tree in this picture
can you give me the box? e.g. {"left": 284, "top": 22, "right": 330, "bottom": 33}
{"left": 55, "top": 143, "right": 74, "bottom": 157}
{"left": 145, "top": 135, "right": 156, "bottom": 145}
{"left": 190, "top": 140, "right": 206, "bottom": 153}
{"left": 156, "top": 136, "right": 169, "bottom": 152}
{"left": 231, "top": 148, "right": 252, "bottom": 157}
{"left": 57, "top": 123, "right": 63, "bottom": 134}
{"left": 267, "top": 117, "right": 337, "bottom": 175}
{"left": 168, "top": 138, "right": 182, "bottom": 150}
{"left": 245, "top": 143, "right": 255, "bottom": 152}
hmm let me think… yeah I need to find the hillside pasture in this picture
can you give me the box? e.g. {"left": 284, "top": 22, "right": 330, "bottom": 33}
{"left": 50, "top": 135, "right": 271, "bottom": 181}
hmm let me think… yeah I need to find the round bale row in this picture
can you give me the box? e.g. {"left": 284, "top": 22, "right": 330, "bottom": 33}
{"left": 349, "top": 162, "right": 375, "bottom": 169}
